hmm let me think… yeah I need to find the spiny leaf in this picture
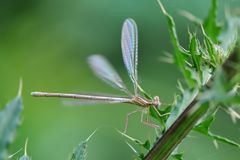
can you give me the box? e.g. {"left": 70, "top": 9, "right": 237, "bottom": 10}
{"left": 202, "top": 26, "right": 218, "bottom": 66}
{"left": 172, "top": 153, "right": 183, "bottom": 160}
{"left": 166, "top": 88, "right": 198, "bottom": 128}
{"left": 203, "top": 0, "right": 222, "bottom": 43}
{"left": 148, "top": 106, "right": 167, "bottom": 132}
{"left": 126, "top": 142, "right": 144, "bottom": 160}
{"left": 118, "top": 131, "right": 149, "bottom": 159}
{"left": 70, "top": 130, "right": 96, "bottom": 160}
{"left": 0, "top": 81, "right": 23, "bottom": 160}
{"left": 201, "top": 69, "right": 236, "bottom": 103}
{"left": 142, "top": 140, "right": 151, "bottom": 150}
{"left": 194, "top": 113, "right": 240, "bottom": 148}
{"left": 202, "top": 26, "right": 225, "bottom": 67}
{"left": 117, "top": 130, "right": 151, "bottom": 150}
{"left": 8, "top": 148, "right": 22, "bottom": 159}
{"left": 149, "top": 103, "right": 171, "bottom": 123}
{"left": 181, "top": 0, "right": 235, "bottom": 53}
{"left": 209, "top": 132, "right": 240, "bottom": 148}
{"left": 181, "top": 0, "right": 222, "bottom": 43}
{"left": 194, "top": 113, "right": 215, "bottom": 135}
{"left": 189, "top": 32, "right": 203, "bottom": 83}
{"left": 171, "top": 147, "right": 183, "bottom": 160}
{"left": 157, "top": 0, "right": 181, "bottom": 51}
{"left": 157, "top": 0, "right": 196, "bottom": 88}
{"left": 19, "top": 139, "right": 31, "bottom": 160}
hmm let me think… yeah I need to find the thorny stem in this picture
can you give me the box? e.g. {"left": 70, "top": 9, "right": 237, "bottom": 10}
{"left": 144, "top": 48, "right": 240, "bottom": 160}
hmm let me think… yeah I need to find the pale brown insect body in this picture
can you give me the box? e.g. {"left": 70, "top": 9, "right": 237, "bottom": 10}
{"left": 31, "top": 92, "right": 160, "bottom": 108}
{"left": 130, "top": 96, "right": 160, "bottom": 108}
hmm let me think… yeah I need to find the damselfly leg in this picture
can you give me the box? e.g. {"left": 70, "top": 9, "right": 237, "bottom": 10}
{"left": 141, "top": 109, "right": 160, "bottom": 129}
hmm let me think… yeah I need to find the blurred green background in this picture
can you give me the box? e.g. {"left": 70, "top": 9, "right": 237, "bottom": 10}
{"left": 0, "top": 0, "right": 239, "bottom": 159}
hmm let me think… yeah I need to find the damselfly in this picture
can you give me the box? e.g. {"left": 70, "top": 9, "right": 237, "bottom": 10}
{"left": 31, "top": 18, "right": 162, "bottom": 132}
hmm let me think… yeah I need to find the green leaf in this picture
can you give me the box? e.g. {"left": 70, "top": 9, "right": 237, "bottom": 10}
{"left": 0, "top": 82, "right": 23, "bottom": 160}
{"left": 203, "top": 0, "right": 221, "bottom": 43}
{"left": 148, "top": 106, "right": 168, "bottom": 132}
{"left": 209, "top": 132, "right": 240, "bottom": 148}
{"left": 19, "top": 139, "right": 31, "bottom": 160}
{"left": 157, "top": 0, "right": 181, "bottom": 52}
{"left": 181, "top": 0, "right": 222, "bottom": 43}
{"left": 118, "top": 130, "right": 151, "bottom": 150}
{"left": 202, "top": 26, "right": 218, "bottom": 66}
{"left": 194, "top": 113, "right": 240, "bottom": 148}
{"left": 166, "top": 88, "right": 198, "bottom": 128}
{"left": 142, "top": 140, "right": 151, "bottom": 150}
{"left": 194, "top": 113, "right": 215, "bottom": 135}
{"left": 118, "top": 130, "right": 152, "bottom": 159}
{"left": 150, "top": 104, "right": 171, "bottom": 122}
{"left": 157, "top": 0, "right": 196, "bottom": 88}
{"left": 171, "top": 147, "right": 183, "bottom": 160}
{"left": 201, "top": 69, "right": 236, "bottom": 103}
{"left": 70, "top": 130, "right": 96, "bottom": 160}
{"left": 172, "top": 153, "right": 183, "bottom": 160}
{"left": 189, "top": 33, "right": 203, "bottom": 83}
{"left": 125, "top": 142, "right": 144, "bottom": 160}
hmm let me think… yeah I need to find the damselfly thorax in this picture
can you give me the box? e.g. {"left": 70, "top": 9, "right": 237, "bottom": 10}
{"left": 130, "top": 96, "right": 160, "bottom": 108}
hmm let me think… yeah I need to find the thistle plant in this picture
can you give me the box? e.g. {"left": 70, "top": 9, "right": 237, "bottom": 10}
{"left": 142, "top": 0, "right": 240, "bottom": 159}
{"left": 0, "top": 0, "right": 240, "bottom": 160}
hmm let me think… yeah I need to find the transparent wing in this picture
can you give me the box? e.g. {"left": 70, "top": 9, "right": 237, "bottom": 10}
{"left": 88, "top": 54, "right": 130, "bottom": 94}
{"left": 121, "top": 18, "right": 138, "bottom": 95}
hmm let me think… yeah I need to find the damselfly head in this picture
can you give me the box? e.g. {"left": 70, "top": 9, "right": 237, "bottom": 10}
{"left": 153, "top": 96, "right": 161, "bottom": 108}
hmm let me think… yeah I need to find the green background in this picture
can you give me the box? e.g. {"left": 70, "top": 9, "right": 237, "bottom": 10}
{"left": 0, "top": 0, "right": 239, "bottom": 159}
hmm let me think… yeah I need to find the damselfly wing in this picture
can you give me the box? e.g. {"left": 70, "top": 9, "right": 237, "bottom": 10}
{"left": 88, "top": 54, "right": 130, "bottom": 95}
{"left": 121, "top": 18, "right": 138, "bottom": 95}
{"left": 32, "top": 18, "right": 160, "bottom": 108}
